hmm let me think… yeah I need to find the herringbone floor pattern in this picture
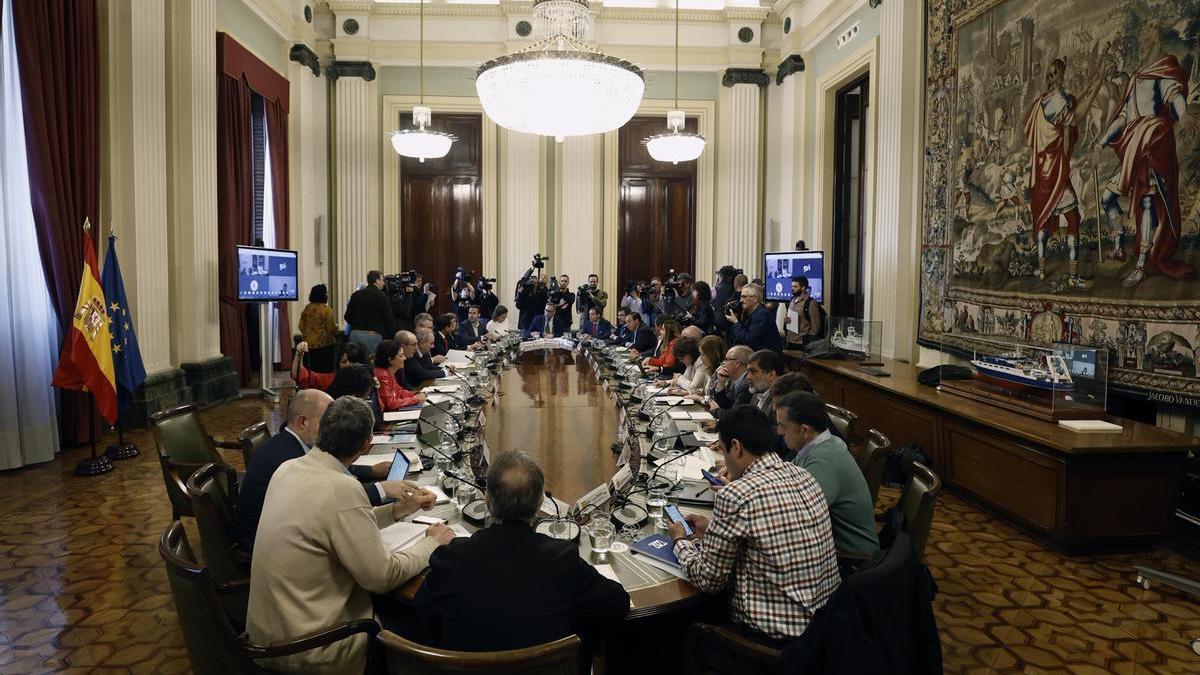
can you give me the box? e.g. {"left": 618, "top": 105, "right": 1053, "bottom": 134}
{"left": 0, "top": 393, "right": 1197, "bottom": 673}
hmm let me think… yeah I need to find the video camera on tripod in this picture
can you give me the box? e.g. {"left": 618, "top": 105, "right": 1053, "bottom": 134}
{"left": 660, "top": 269, "right": 684, "bottom": 300}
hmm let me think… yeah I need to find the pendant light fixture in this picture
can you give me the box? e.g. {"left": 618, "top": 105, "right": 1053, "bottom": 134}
{"left": 389, "top": 0, "right": 455, "bottom": 162}
{"left": 644, "top": 0, "right": 705, "bottom": 164}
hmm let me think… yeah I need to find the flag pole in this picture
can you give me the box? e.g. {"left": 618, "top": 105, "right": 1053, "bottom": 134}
{"left": 103, "top": 223, "right": 138, "bottom": 460}
{"left": 76, "top": 392, "right": 113, "bottom": 476}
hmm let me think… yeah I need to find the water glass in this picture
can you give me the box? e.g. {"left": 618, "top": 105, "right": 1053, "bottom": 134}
{"left": 435, "top": 455, "right": 453, "bottom": 481}
{"left": 454, "top": 483, "right": 476, "bottom": 511}
{"left": 589, "top": 520, "right": 616, "bottom": 554}
{"left": 646, "top": 484, "right": 667, "bottom": 523}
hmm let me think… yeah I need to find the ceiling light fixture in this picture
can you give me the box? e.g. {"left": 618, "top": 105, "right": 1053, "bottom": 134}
{"left": 389, "top": 0, "right": 455, "bottom": 162}
{"left": 644, "top": 0, "right": 705, "bottom": 164}
{"left": 475, "top": 0, "right": 645, "bottom": 142}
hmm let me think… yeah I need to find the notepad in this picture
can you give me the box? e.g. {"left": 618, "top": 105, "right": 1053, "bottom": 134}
{"left": 383, "top": 409, "right": 423, "bottom": 422}
{"left": 653, "top": 396, "right": 686, "bottom": 405}
{"left": 372, "top": 433, "right": 418, "bottom": 446}
{"left": 424, "top": 385, "right": 462, "bottom": 394}
{"left": 667, "top": 411, "right": 694, "bottom": 421}
{"left": 425, "top": 394, "right": 452, "bottom": 404}
{"left": 379, "top": 521, "right": 427, "bottom": 553}
{"left": 692, "top": 431, "right": 719, "bottom": 443}
{"left": 1058, "top": 419, "right": 1123, "bottom": 433}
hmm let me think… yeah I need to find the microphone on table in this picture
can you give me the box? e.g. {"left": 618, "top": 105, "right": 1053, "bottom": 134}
{"left": 446, "top": 366, "right": 488, "bottom": 405}
{"left": 537, "top": 490, "right": 582, "bottom": 541}
{"left": 419, "top": 417, "right": 489, "bottom": 524}
{"left": 644, "top": 397, "right": 690, "bottom": 436}
{"left": 637, "top": 381, "right": 674, "bottom": 415}
{"left": 646, "top": 443, "right": 705, "bottom": 488}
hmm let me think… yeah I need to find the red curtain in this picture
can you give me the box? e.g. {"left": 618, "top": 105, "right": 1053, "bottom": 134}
{"left": 13, "top": 0, "right": 101, "bottom": 444}
{"left": 265, "top": 100, "right": 293, "bottom": 370}
{"left": 217, "top": 71, "right": 254, "bottom": 385}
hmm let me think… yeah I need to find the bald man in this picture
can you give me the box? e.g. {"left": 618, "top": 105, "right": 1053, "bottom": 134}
{"left": 232, "top": 390, "right": 408, "bottom": 553}
{"left": 680, "top": 325, "right": 704, "bottom": 340}
{"left": 405, "top": 327, "right": 448, "bottom": 384}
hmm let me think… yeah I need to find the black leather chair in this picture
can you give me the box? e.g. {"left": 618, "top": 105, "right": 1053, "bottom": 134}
{"left": 186, "top": 463, "right": 251, "bottom": 623}
{"left": 824, "top": 402, "right": 858, "bottom": 442}
{"left": 878, "top": 461, "right": 942, "bottom": 562}
{"left": 160, "top": 521, "right": 379, "bottom": 675}
{"left": 152, "top": 404, "right": 240, "bottom": 519}
{"left": 859, "top": 428, "right": 892, "bottom": 507}
{"left": 376, "top": 630, "right": 582, "bottom": 675}
{"left": 682, "top": 623, "right": 780, "bottom": 675}
{"left": 237, "top": 422, "right": 271, "bottom": 469}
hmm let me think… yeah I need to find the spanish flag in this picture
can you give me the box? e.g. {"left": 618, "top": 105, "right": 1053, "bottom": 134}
{"left": 52, "top": 222, "right": 118, "bottom": 424}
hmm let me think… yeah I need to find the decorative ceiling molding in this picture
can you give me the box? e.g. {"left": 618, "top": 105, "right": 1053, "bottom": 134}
{"left": 290, "top": 43, "right": 322, "bottom": 76}
{"left": 326, "top": 60, "right": 378, "bottom": 80}
{"left": 721, "top": 67, "right": 768, "bottom": 87}
{"left": 329, "top": 1, "right": 769, "bottom": 24}
{"left": 774, "top": 53, "right": 804, "bottom": 85}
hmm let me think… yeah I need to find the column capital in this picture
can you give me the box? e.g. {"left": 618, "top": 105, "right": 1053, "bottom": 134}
{"left": 327, "top": 60, "right": 376, "bottom": 82}
{"left": 869, "top": 0, "right": 883, "bottom": 8}
{"left": 722, "top": 68, "right": 769, "bottom": 88}
{"left": 290, "top": 44, "right": 320, "bottom": 77}
{"left": 775, "top": 55, "right": 805, "bottom": 86}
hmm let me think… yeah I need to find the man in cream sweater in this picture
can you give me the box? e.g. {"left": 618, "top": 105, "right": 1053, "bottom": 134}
{"left": 248, "top": 396, "right": 454, "bottom": 674}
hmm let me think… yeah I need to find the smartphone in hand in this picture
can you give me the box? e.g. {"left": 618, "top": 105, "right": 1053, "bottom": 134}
{"left": 700, "top": 469, "right": 725, "bottom": 486}
{"left": 664, "top": 504, "right": 693, "bottom": 536}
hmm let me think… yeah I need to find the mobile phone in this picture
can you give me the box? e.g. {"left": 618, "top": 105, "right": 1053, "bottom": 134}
{"left": 386, "top": 450, "right": 411, "bottom": 482}
{"left": 412, "top": 515, "right": 446, "bottom": 526}
{"left": 664, "top": 504, "right": 693, "bottom": 536}
{"left": 700, "top": 469, "right": 724, "bottom": 486}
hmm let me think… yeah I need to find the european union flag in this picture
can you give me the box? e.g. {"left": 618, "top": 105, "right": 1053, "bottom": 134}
{"left": 100, "top": 234, "right": 147, "bottom": 416}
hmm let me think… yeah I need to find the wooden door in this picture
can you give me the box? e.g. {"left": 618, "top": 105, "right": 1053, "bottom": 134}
{"left": 617, "top": 116, "right": 697, "bottom": 290}
{"left": 831, "top": 75, "right": 869, "bottom": 320}
{"left": 400, "top": 114, "right": 483, "bottom": 315}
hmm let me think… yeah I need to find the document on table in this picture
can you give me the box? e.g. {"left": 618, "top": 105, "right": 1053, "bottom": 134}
{"left": 383, "top": 409, "right": 423, "bottom": 422}
{"left": 352, "top": 451, "right": 419, "bottom": 473}
{"left": 593, "top": 564, "right": 620, "bottom": 583}
{"left": 424, "top": 384, "right": 462, "bottom": 394}
{"left": 445, "top": 349, "right": 474, "bottom": 367}
{"left": 682, "top": 447, "right": 716, "bottom": 480}
{"left": 372, "top": 433, "right": 418, "bottom": 446}
{"left": 379, "top": 521, "right": 427, "bottom": 553}
{"left": 693, "top": 431, "right": 720, "bottom": 444}
{"left": 652, "top": 396, "right": 686, "bottom": 405}
{"left": 425, "top": 394, "right": 452, "bottom": 404}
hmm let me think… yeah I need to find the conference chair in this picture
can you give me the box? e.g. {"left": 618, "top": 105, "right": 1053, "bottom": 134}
{"left": 682, "top": 623, "right": 781, "bottom": 675}
{"left": 237, "top": 421, "right": 271, "bottom": 468}
{"left": 884, "top": 461, "right": 941, "bottom": 562}
{"left": 187, "top": 463, "right": 252, "bottom": 623}
{"left": 824, "top": 402, "right": 858, "bottom": 442}
{"left": 160, "top": 521, "right": 380, "bottom": 675}
{"left": 859, "top": 428, "right": 893, "bottom": 506}
{"left": 152, "top": 403, "right": 241, "bottom": 519}
{"left": 376, "top": 630, "right": 582, "bottom": 675}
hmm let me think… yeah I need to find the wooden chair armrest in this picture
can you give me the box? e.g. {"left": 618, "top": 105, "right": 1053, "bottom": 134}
{"left": 212, "top": 437, "right": 242, "bottom": 450}
{"left": 248, "top": 620, "right": 381, "bottom": 659}
{"left": 214, "top": 578, "right": 251, "bottom": 595}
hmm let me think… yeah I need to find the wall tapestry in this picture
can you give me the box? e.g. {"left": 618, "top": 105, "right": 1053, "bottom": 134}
{"left": 920, "top": 0, "right": 1200, "bottom": 406}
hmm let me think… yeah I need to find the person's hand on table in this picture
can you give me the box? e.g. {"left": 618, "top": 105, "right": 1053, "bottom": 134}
{"left": 371, "top": 461, "right": 391, "bottom": 479}
{"left": 698, "top": 419, "right": 717, "bottom": 432}
{"left": 413, "top": 393, "right": 427, "bottom": 404}
{"left": 387, "top": 482, "right": 437, "bottom": 518}
{"left": 432, "top": 355, "right": 447, "bottom": 365}
{"left": 667, "top": 387, "right": 687, "bottom": 397}
{"left": 426, "top": 523, "right": 455, "bottom": 545}
{"left": 705, "top": 399, "right": 720, "bottom": 412}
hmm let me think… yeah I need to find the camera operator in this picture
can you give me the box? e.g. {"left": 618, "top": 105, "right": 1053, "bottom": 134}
{"left": 673, "top": 272, "right": 694, "bottom": 315}
{"left": 680, "top": 280, "right": 715, "bottom": 334}
{"left": 575, "top": 273, "right": 608, "bottom": 326}
{"left": 713, "top": 271, "right": 749, "bottom": 339}
{"left": 343, "top": 270, "right": 395, "bottom": 355}
{"left": 384, "top": 270, "right": 420, "bottom": 332}
{"left": 474, "top": 276, "right": 499, "bottom": 318}
{"left": 711, "top": 265, "right": 742, "bottom": 313}
{"left": 726, "top": 283, "right": 783, "bottom": 352}
{"left": 515, "top": 255, "right": 551, "bottom": 330}
{"left": 549, "top": 274, "right": 576, "bottom": 332}
{"left": 620, "top": 282, "right": 646, "bottom": 326}
{"left": 449, "top": 267, "right": 476, "bottom": 324}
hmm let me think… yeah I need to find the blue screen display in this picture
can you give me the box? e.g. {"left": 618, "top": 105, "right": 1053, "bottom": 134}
{"left": 763, "top": 251, "right": 824, "bottom": 302}
{"left": 237, "top": 245, "right": 298, "bottom": 302}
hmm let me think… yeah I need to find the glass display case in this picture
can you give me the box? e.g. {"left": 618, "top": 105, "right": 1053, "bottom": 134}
{"left": 936, "top": 338, "right": 1109, "bottom": 421}
{"left": 828, "top": 317, "right": 883, "bottom": 365}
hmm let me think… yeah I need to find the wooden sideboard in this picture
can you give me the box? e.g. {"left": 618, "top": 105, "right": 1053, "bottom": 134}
{"left": 797, "top": 355, "right": 1195, "bottom": 553}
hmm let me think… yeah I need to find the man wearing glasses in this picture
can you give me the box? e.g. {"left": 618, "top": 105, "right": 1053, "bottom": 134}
{"left": 698, "top": 345, "right": 753, "bottom": 431}
{"left": 726, "top": 284, "right": 783, "bottom": 352}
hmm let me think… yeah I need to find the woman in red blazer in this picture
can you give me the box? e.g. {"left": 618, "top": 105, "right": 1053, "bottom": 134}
{"left": 373, "top": 340, "right": 426, "bottom": 411}
{"left": 641, "top": 318, "right": 681, "bottom": 372}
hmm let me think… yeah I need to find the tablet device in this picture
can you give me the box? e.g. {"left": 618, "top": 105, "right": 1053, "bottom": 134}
{"left": 386, "top": 450, "right": 411, "bottom": 482}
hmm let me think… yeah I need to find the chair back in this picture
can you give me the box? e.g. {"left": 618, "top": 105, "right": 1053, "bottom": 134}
{"left": 152, "top": 404, "right": 222, "bottom": 467}
{"left": 897, "top": 462, "right": 941, "bottom": 561}
{"left": 187, "top": 463, "right": 249, "bottom": 585}
{"left": 683, "top": 623, "right": 781, "bottom": 675}
{"left": 238, "top": 422, "right": 271, "bottom": 468}
{"left": 860, "top": 428, "right": 892, "bottom": 506}
{"left": 159, "top": 522, "right": 258, "bottom": 675}
{"left": 376, "top": 630, "right": 581, "bottom": 675}
{"left": 824, "top": 402, "right": 858, "bottom": 441}
{"left": 158, "top": 453, "right": 194, "bottom": 520}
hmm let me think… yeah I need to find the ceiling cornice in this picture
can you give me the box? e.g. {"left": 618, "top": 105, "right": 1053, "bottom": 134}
{"left": 328, "top": 1, "right": 772, "bottom": 23}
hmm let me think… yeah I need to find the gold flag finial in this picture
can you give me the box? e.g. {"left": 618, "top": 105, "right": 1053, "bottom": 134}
{"left": 109, "top": 221, "right": 116, "bottom": 237}
{"left": 83, "top": 216, "right": 92, "bottom": 232}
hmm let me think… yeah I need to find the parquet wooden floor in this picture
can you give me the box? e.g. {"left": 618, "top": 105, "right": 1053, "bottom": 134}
{"left": 1, "top": 391, "right": 1198, "bottom": 673}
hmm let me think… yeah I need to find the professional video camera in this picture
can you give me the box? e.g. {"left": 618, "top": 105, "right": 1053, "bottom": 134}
{"left": 477, "top": 276, "right": 496, "bottom": 292}
{"left": 451, "top": 266, "right": 476, "bottom": 310}
{"left": 384, "top": 269, "right": 419, "bottom": 299}
{"left": 660, "top": 269, "right": 684, "bottom": 300}
{"left": 531, "top": 253, "right": 550, "bottom": 270}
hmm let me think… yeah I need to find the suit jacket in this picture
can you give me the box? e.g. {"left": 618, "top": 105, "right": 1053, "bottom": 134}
{"left": 608, "top": 324, "right": 631, "bottom": 344}
{"left": 732, "top": 304, "right": 784, "bottom": 352}
{"left": 433, "top": 331, "right": 462, "bottom": 357}
{"left": 629, "top": 326, "right": 656, "bottom": 353}
{"left": 405, "top": 351, "right": 446, "bottom": 385}
{"left": 247, "top": 448, "right": 439, "bottom": 675}
{"left": 457, "top": 321, "right": 484, "bottom": 346}
{"left": 413, "top": 520, "right": 630, "bottom": 651}
{"left": 712, "top": 373, "right": 753, "bottom": 418}
{"left": 233, "top": 430, "right": 387, "bottom": 553}
{"left": 524, "top": 314, "right": 563, "bottom": 338}
{"left": 581, "top": 318, "right": 613, "bottom": 339}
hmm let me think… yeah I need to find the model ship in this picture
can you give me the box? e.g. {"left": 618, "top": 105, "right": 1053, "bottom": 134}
{"left": 831, "top": 326, "right": 867, "bottom": 353}
{"left": 970, "top": 353, "right": 1074, "bottom": 391}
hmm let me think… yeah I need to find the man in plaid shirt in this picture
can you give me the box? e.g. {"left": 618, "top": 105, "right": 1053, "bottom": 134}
{"left": 668, "top": 405, "right": 841, "bottom": 642}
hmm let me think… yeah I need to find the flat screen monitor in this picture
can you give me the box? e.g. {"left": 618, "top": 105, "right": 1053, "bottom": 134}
{"left": 763, "top": 250, "right": 824, "bottom": 302}
{"left": 237, "top": 245, "right": 298, "bottom": 302}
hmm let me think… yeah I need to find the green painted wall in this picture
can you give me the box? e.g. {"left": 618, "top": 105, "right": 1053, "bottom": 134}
{"left": 216, "top": 0, "right": 288, "bottom": 74}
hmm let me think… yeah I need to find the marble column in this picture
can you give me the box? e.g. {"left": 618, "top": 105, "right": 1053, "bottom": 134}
{"left": 557, "top": 136, "right": 601, "bottom": 294}
{"left": 166, "top": 0, "right": 236, "bottom": 406}
{"left": 329, "top": 62, "right": 379, "bottom": 310}
{"left": 101, "top": 0, "right": 188, "bottom": 421}
{"left": 872, "top": 0, "right": 923, "bottom": 360}
{"left": 500, "top": 130, "right": 544, "bottom": 306}
{"left": 718, "top": 69, "right": 768, "bottom": 276}
{"left": 288, "top": 45, "right": 328, "bottom": 335}
{"left": 765, "top": 56, "right": 806, "bottom": 255}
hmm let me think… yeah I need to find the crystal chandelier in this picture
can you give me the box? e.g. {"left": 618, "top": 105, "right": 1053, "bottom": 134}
{"left": 389, "top": 0, "right": 455, "bottom": 162}
{"left": 644, "top": 0, "right": 705, "bottom": 164}
{"left": 476, "top": 0, "right": 645, "bottom": 141}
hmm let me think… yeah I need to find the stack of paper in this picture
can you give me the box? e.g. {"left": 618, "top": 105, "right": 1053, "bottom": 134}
{"left": 425, "top": 394, "right": 452, "bottom": 405}
{"left": 1059, "top": 419, "right": 1123, "bottom": 432}
{"left": 652, "top": 396, "right": 687, "bottom": 406}
{"left": 424, "top": 385, "right": 462, "bottom": 394}
{"left": 445, "top": 349, "right": 475, "bottom": 367}
{"left": 520, "top": 338, "right": 575, "bottom": 352}
{"left": 693, "top": 430, "right": 720, "bottom": 444}
{"left": 383, "top": 409, "right": 423, "bottom": 422}
{"left": 379, "top": 521, "right": 428, "bottom": 552}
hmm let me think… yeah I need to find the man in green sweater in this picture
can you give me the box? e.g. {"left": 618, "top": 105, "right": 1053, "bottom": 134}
{"left": 775, "top": 391, "right": 879, "bottom": 558}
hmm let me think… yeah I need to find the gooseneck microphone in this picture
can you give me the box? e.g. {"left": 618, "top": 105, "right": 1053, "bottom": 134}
{"left": 644, "top": 397, "right": 689, "bottom": 437}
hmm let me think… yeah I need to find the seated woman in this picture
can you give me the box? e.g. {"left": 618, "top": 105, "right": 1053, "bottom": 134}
{"left": 667, "top": 337, "right": 711, "bottom": 396}
{"left": 325, "top": 364, "right": 385, "bottom": 429}
{"left": 373, "top": 340, "right": 425, "bottom": 411}
{"left": 641, "top": 317, "right": 681, "bottom": 372}
{"left": 685, "top": 335, "right": 727, "bottom": 402}
{"left": 292, "top": 341, "right": 369, "bottom": 391}
{"left": 485, "top": 305, "right": 513, "bottom": 336}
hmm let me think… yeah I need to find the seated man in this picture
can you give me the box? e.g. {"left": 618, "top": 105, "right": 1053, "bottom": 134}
{"left": 524, "top": 302, "right": 564, "bottom": 338}
{"left": 746, "top": 349, "right": 785, "bottom": 419}
{"left": 607, "top": 307, "right": 631, "bottom": 345}
{"left": 776, "top": 392, "right": 879, "bottom": 559}
{"left": 706, "top": 345, "right": 753, "bottom": 422}
{"left": 247, "top": 397, "right": 455, "bottom": 674}
{"left": 580, "top": 306, "right": 613, "bottom": 339}
{"left": 669, "top": 406, "right": 840, "bottom": 645}
{"left": 415, "top": 451, "right": 630, "bottom": 651}
{"left": 404, "top": 328, "right": 448, "bottom": 384}
{"left": 456, "top": 305, "right": 486, "bottom": 347}
{"left": 433, "top": 313, "right": 463, "bottom": 357}
{"left": 623, "top": 311, "right": 656, "bottom": 353}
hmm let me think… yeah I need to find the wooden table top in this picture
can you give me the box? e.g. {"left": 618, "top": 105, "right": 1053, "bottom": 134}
{"left": 392, "top": 348, "right": 706, "bottom": 618}
{"left": 801, "top": 355, "right": 1196, "bottom": 455}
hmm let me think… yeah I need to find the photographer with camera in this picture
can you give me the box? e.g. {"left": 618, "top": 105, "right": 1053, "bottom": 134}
{"left": 549, "top": 274, "right": 576, "bottom": 332}
{"left": 620, "top": 282, "right": 646, "bottom": 326}
{"left": 727, "top": 283, "right": 783, "bottom": 352}
{"left": 475, "top": 276, "right": 499, "bottom": 318}
{"left": 448, "top": 267, "right": 476, "bottom": 325}
{"left": 344, "top": 270, "right": 395, "bottom": 355}
{"left": 383, "top": 270, "right": 422, "bottom": 332}
{"left": 712, "top": 265, "right": 742, "bottom": 313}
{"left": 680, "top": 280, "right": 715, "bottom": 334}
{"left": 575, "top": 273, "right": 608, "bottom": 326}
{"left": 515, "top": 254, "right": 551, "bottom": 330}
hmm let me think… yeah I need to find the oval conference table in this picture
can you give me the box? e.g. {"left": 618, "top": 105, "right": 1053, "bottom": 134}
{"left": 385, "top": 345, "right": 720, "bottom": 622}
